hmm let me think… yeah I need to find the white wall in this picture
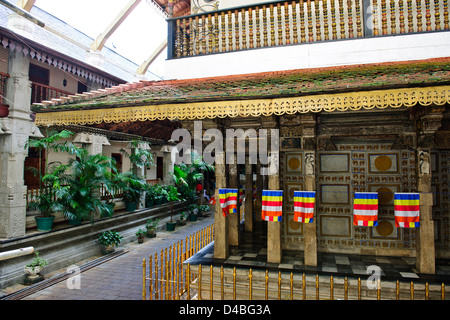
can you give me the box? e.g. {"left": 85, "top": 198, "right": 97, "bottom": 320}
{"left": 165, "top": 32, "right": 450, "bottom": 80}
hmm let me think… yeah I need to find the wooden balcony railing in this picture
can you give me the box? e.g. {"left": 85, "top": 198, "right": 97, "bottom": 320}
{"left": 0, "top": 72, "right": 9, "bottom": 104}
{"left": 31, "top": 82, "right": 73, "bottom": 105}
{"left": 168, "top": 0, "right": 449, "bottom": 59}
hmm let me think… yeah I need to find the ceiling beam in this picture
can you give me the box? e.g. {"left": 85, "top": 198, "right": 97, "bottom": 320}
{"left": 17, "top": 0, "right": 35, "bottom": 12}
{"left": 136, "top": 39, "right": 167, "bottom": 75}
{"left": 90, "top": 0, "right": 142, "bottom": 52}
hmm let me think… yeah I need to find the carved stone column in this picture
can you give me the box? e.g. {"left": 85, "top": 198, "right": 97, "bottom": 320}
{"left": 227, "top": 155, "right": 239, "bottom": 246}
{"left": 415, "top": 108, "right": 443, "bottom": 274}
{"left": 267, "top": 150, "right": 282, "bottom": 263}
{"left": 214, "top": 151, "right": 228, "bottom": 259}
{"left": 244, "top": 161, "right": 253, "bottom": 232}
{"left": 0, "top": 49, "right": 34, "bottom": 238}
{"left": 302, "top": 115, "right": 318, "bottom": 266}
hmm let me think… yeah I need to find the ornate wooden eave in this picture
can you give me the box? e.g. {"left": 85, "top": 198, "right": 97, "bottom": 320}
{"left": 34, "top": 85, "right": 450, "bottom": 126}
{"left": 33, "top": 59, "right": 450, "bottom": 126}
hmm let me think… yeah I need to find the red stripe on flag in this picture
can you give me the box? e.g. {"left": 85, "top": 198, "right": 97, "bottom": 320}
{"left": 353, "top": 204, "right": 378, "bottom": 210}
{"left": 394, "top": 205, "right": 420, "bottom": 211}
{"left": 294, "top": 202, "right": 315, "bottom": 208}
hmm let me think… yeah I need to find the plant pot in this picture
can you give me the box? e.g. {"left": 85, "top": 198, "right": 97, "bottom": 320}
{"left": 35, "top": 216, "right": 55, "bottom": 232}
{"left": 146, "top": 230, "right": 156, "bottom": 238}
{"left": 166, "top": 221, "right": 176, "bottom": 231}
{"left": 124, "top": 200, "right": 137, "bottom": 212}
{"left": 0, "top": 104, "right": 9, "bottom": 117}
{"left": 137, "top": 236, "right": 144, "bottom": 244}
{"left": 145, "top": 199, "right": 154, "bottom": 208}
{"left": 24, "top": 266, "right": 43, "bottom": 280}
{"left": 68, "top": 216, "right": 81, "bottom": 226}
{"left": 176, "top": 219, "right": 186, "bottom": 226}
{"left": 101, "top": 245, "right": 115, "bottom": 255}
{"left": 189, "top": 213, "right": 198, "bottom": 221}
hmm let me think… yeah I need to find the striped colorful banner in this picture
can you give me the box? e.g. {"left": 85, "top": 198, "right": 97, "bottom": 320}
{"left": 262, "top": 190, "right": 283, "bottom": 221}
{"left": 219, "top": 188, "right": 238, "bottom": 217}
{"left": 293, "top": 191, "right": 315, "bottom": 223}
{"left": 353, "top": 192, "right": 378, "bottom": 226}
{"left": 239, "top": 188, "right": 244, "bottom": 205}
{"left": 394, "top": 193, "right": 420, "bottom": 228}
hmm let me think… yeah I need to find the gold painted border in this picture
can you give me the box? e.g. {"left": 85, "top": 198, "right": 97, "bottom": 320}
{"left": 35, "top": 85, "right": 450, "bottom": 126}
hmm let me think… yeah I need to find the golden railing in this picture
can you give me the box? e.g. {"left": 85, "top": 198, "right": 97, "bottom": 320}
{"left": 142, "top": 223, "right": 448, "bottom": 300}
{"left": 168, "top": 0, "right": 449, "bottom": 58}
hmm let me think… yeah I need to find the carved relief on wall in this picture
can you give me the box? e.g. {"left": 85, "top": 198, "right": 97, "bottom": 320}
{"left": 191, "top": 0, "right": 220, "bottom": 14}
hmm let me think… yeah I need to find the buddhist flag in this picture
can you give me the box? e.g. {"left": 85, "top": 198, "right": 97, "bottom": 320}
{"left": 353, "top": 192, "right": 378, "bottom": 226}
{"left": 394, "top": 193, "right": 420, "bottom": 228}
{"left": 239, "top": 188, "right": 244, "bottom": 205}
{"left": 219, "top": 188, "right": 238, "bottom": 217}
{"left": 262, "top": 190, "right": 283, "bottom": 221}
{"left": 293, "top": 191, "right": 315, "bottom": 223}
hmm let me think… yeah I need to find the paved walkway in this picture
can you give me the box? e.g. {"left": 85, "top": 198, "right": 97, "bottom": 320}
{"left": 3, "top": 215, "right": 214, "bottom": 300}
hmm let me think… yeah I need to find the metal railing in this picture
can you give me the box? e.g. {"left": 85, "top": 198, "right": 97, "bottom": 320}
{"left": 142, "top": 223, "right": 448, "bottom": 300}
{"left": 167, "top": 0, "right": 450, "bottom": 59}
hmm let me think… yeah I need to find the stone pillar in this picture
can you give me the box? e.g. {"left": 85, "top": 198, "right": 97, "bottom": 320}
{"left": 244, "top": 161, "right": 253, "bottom": 232}
{"left": 0, "top": 48, "right": 32, "bottom": 238}
{"left": 267, "top": 151, "right": 282, "bottom": 263}
{"left": 301, "top": 115, "right": 318, "bottom": 266}
{"left": 227, "top": 155, "right": 239, "bottom": 246}
{"left": 414, "top": 109, "right": 442, "bottom": 274}
{"left": 304, "top": 152, "right": 318, "bottom": 266}
{"left": 214, "top": 152, "right": 228, "bottom": 259}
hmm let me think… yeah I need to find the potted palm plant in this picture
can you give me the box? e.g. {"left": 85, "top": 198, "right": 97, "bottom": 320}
{"left": 50, "top": 145, "right": 117, "bottom": 225}
{"left": 165, "top": 185, "right": 180, "bottom": 231}
{"left": 26, "top": 129, "right": 74, "bottom": 231}
{"left": 114, "top": 171, "right": 147, "bottom": 212}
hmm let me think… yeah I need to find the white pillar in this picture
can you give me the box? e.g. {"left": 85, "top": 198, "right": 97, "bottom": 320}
{"left": 0, "top": 48, "right": 33, "bottom": 238}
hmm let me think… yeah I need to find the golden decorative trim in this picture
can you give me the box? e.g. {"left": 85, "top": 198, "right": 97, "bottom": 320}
{"left": 35, "top": 86, "right": 450, "bottom": 126}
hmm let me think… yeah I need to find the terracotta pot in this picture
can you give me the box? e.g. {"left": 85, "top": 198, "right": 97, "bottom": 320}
{"left": 0, "top": 104, "right": 9, "bottom": 117}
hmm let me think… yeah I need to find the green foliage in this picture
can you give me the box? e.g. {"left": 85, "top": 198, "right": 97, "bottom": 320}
{"left": 171, "top": 150, "right": 214, "bottom": 202}
{"left": 25, "top": 251, "right": 48, "bottom": 270}
{"left": 145, "top": 218, "right": 160, "bottom": 231}
{"left": 114, "top": 171, "right": 147, "bottom": 203}
{"left": 49, "top": 146, "right": 117, "bottom": 222}
{"left": 120, "top": 140, "right": 154, "bottom": 171}
{"left": 98, "top": 230, "right": 123, "bottom": 247}
{"left": 26, "top": 129, "right": 75, "bottom": 217}
{"left": 135, "top": 228, "right": 146, "bottom": 237}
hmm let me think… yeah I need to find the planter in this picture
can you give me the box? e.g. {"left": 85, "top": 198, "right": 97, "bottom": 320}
{"left": 124, "top": 200, "right": 137, "bottom": 212}
{"left": 146, "top": 230, "right": 156, "bottom": 238}
{"left": 137, "top": 236, "right": 144, "bottom": 244}
{"left": 189, "top": 213, "right": 198, "bottom": 221}
{"left": 24, "top": 266, "right": 43, "bottom": 280}
{"left": 166, "top": 221, "right": 176, "bottom": 231}
{"left": 145, "top": 199, "right": 154, "bottom": 208}
{"left": 176, "top": 219, "right": 186, "bottom": 226}
{"left": 35, "top": 216, "right": 55, "bottom": 232}
{"left": 68, "top": 216, "right": 81, "bottom": 226}
{"left": 0, "top": 104, "right": 9, "bottom": 117}
{"left": 101, "top": 245, "right": 115, "bottom": 255}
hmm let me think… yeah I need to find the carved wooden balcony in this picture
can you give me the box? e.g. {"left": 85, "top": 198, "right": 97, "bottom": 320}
{"left": 167, "top": 0, "right": 449, "bottom": 59}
